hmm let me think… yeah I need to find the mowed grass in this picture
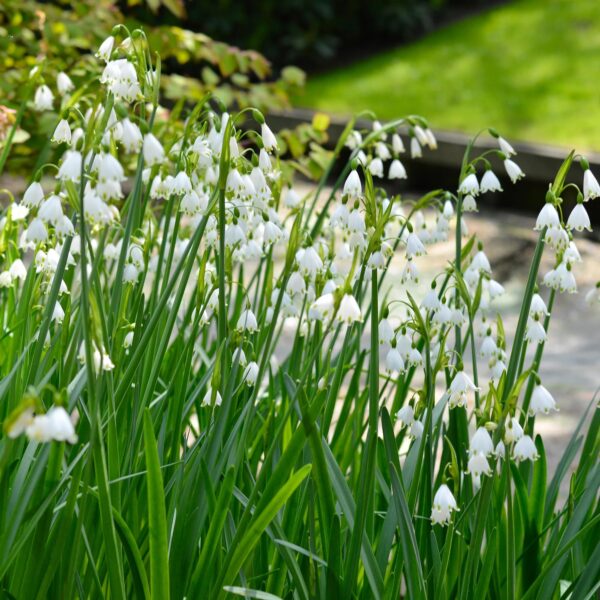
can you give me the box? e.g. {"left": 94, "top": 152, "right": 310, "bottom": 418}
{"left": 296, "top": 0, "right": 600, "bottom": 150}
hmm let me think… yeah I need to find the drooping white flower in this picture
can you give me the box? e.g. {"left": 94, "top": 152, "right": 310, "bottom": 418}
{"left": 261, "top": 123, "right": 278, "bottom": 152}
{"left": 57, "top": 150, "right": 82, "bottom": 182}
{"left": 396, "top": 404, "right": 415, "bottom": 427}
{"left": 566, "top": 203, "right": 591, "bottom": 232}
{"left": 504, "top": 417, "right": 524, "bottom": 444}
{"left": 33, "top": 85, "right": 54, "bottom": 111}
{"left": 237, "top": 309, "right": 258, "bottom": 332}
{"left": 308, "top": 292, "right": 334, "bottom": 321}
{"left": 392, "top": 134, "right": 405, "bottom": 154}
{"left": 296, "top": 247, "right": 323, "bottom": 277}
{"left": 498, "top": 136, "right": 516, "bottom": 157}
{"left": 25, "top": 406, "right": 77, "bottom": 444}
{"left": 119, "top": 118, "right": 143, "bottom": 152}
{"left": 525, "top": 318, "right": 547, "bottom": 344}
{"left": 409, "top": 419, "right": 424, "bottom": 439}
{"left": 202, "top": 386, "right": 223, "bottom": 407}
{"left": 410, "top": 137, "right": 422, "bottom": 158}
{"left": 529, "top": 293, "right": 549, "bottom": 319}
{"left": 52, "top": 119, "right": 71, "bottom": 144}
{"left": 529, "top": 384, "right": 557, "bottom": 416}
{"left": 480, "top": 169, "right": 503, "bottom": 193}
{"left": 583, "top": 169, "right": 600, "bottom": 201}
{"left": 9, "top": 259, "right": 27, "bottom": 281}
{"left": 378, "top": 318, "right": 395, "bottom": 344}
{"left": 284, "top": 188, "right": 301, "bottom": 209}
{"left": 23, "top": 181, "right": 44, "bottom": 208}
{"left": 123, "top": 263, "right": 139, "bottom": 283}
{"left": 470, "top": 427, "right": 494, "bottom": 456}
{"left": 56, "top": 72, "right": 74, "bottom": 96}
{"left": 462, "top": 194, "right": 478, "bottom": 212}
{"left": 385, "top": 348, "right": 405, "bottom": 374}
{"left": 287, "top": 272, "right": 306, "bottom": 297}
{"left": 513, "top": 435, "right": 539, "bottom": 462}
{"left": 467, "top": 453, "right": 492, "bottom": 477}
{"left": 405, "top": 233, "right": 426, "bottom": 258}
{"left": 458, "top": 173, "right": 479, "bottom": 196}
{"left": 448, "top": 371, "right": 478, "bottom": 408}
{"left": 535, "top": 203, "right": 560, "bottom": 230}
{"left": 243, "top": 361, "right": 259, "bottom": 386}
{"left": 337, "top": 294, "right": 362, "bottom": 324}
{"left": 368, "top": 158, "right": 384, "bottom": 178}
{"left": 143, "top": 133, "right": 165, "bottom": 167}
{"left": 343, "top": 170, "right": 362, "bottom": 198}
{"left": 431, "top": 484, "right": 458, "bottom": 526}
{"left": 504, "top": 159, "right": 524, "bottom": 183}
{"left": 97, "top": 36, "right": 115, "bottom": 61}
{"left": 38, "top": 194, "right": 63, "bottom": 225}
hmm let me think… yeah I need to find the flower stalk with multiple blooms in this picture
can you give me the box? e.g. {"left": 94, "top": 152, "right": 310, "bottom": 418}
{"left": 0, "top": 29, "right": 598, "bottom": 600}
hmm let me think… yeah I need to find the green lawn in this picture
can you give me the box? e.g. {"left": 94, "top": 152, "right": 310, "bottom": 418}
{"left": 296, "top": 0, "right": 600, "bottom": 150}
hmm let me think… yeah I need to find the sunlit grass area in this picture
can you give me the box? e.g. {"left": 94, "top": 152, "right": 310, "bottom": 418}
{"left": 297, "top": 0, "right": 600, "bottom": 150}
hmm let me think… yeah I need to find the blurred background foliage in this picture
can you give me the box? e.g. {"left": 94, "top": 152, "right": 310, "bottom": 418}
{"left": 0, "top": 0, "right": 309, "bottom": 173}
{"left": 139, "top": 0, "right": 492, "bottom": 69}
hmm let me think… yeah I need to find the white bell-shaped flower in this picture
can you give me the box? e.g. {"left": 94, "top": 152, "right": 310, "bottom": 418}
{"left": 529, "top": 384, "right": 557, "bottom": 416}
{"left": 513, "top": 435, "right": 539, "bottom": 462}
{"left": 431, "top": 484, "right": 458, "bottom": 526}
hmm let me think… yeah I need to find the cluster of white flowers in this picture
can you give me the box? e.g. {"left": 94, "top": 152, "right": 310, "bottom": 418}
{"left": 2, "top": 34, "right": 597, "bottom": 539}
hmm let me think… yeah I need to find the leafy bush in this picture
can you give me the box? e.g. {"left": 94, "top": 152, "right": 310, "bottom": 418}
{"left": 0, "top": 1, "right": 304, "bottom": 174}
{"left": 0, "top": 26, "right": 599, "bottom": 600}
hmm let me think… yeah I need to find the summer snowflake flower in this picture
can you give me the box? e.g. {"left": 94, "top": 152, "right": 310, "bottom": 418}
{"left": 405, "top": 233, "right": 426, "bottom": 258}
{"left": 410, "top": 137, "right": 422, "bottom": 159}
{"left": 504, "top": 417, "right": 524, "bottom": 444}
{"left": 392, "top": 133, "right": 405, "bottom": 154}
{"left": 261, "top": 123, "right": 278, "bottom": 152}
{"left": 467, "top": 452, "right": 492, "bottom": 477}
{"left": 458, "top": 173, "right": 479, "bottom": 196}
{"left": 343, "top": 170, "right": 362, "bottom": 198}
{"left": 55, "top": 72, "right": 74, "bottom": 96}
{"left": 513, "top": 435, "right": 539, "bottom": 462}
{"left": 25, "top": 406, "right": 78, "bottom": 444}
{"left": 143, "top": 133, "right": 165, "bottom": 167}
{"left": 396, "top": 404, "right": 415, "bottom": 427}
{"left": 504, "top": 159, "right": 525, "bottom": 183}
{"left": 202, "top": 387, "right": 222, "bottom": 407}
{"left": 52, "top": 119, "right": 71, "bottom": 144}
{"left": 583, "top": 168, "right": 600, "bottom": 201}
{"left": 448, "top": 371, "right": 478, "bottom": 408}
{"left": 431, "top": 484, "right": 458, "bottom": 526}
{"left": 368, "top": 158, "right": 384, "bottom": 178}
{"left": 566, "top": 203, "right": 591, "bottom": 232}
{"left": 97, "top": 36, "right": 115, "bottom": 61}
{"left": 470, "top": 427, "right": 494, "bottom": 456}
{"left": 33, "top": 85, "right": 54, "bottom": 111}
{"left": 243, "top": 361, "right": 259, "bottom": 386}
{"left": 463, "top": 194, "right": 478, "bottom": 212}
{"left": 535, "top": 203, "right": 560, "bottom": 230}
{"left": 530, "top": 293, "right": 549, "bottom": 319}
{"left": 385, "top": 348, "right": 405, "bottom": 374}
{"left": 237, "top": 309, "right": 259, "bottom": 332}
{"left": 409, "top": 419, "right": 424, "bottom": 439}
{"left": 498, "top": 136, "right": 516, "bottom": 156}
{"left": 378, "top": 318, "right": 395, "bottom": 344}
{"left": 337, "top": 294, "right": 362, "bottom": 324}
{"left": 309, "top": 293, "right": 334, "bottom": 321}
{"left": 23, "top": 181, "right": 44, "bottom": 208}
{"left": 296, "top": 247, "right": 323, "bottom": 277}
{"left": 480, "top": 169, "right": 503, "bottom": 193}
{"left": 525, "top": 318, "right": 547, "bottom": 344}
{"left": 529, "top": 384, "right": 557, "bottom": 416}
